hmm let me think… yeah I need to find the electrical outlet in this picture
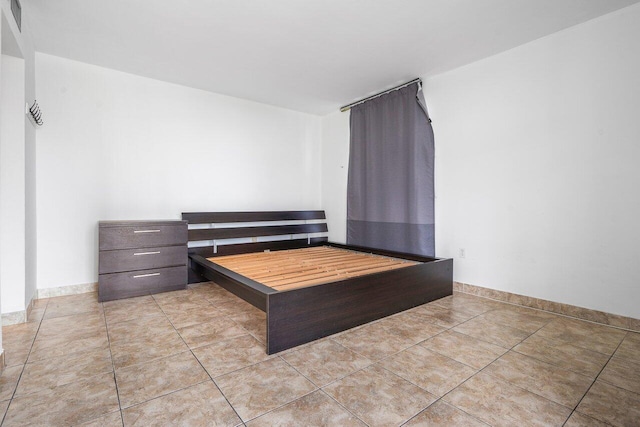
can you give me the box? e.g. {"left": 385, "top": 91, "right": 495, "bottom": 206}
{"left": 459, "top": 248, "right": 466, "bottom": 258}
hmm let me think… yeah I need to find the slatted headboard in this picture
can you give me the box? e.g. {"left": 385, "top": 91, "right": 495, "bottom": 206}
{"left": 181, "top": 210, "right": 329, "bottom": 258}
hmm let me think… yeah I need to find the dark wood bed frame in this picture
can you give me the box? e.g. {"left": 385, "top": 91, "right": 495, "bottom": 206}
{"left": 182, "top": 210, "right": 453, "bottom": 354}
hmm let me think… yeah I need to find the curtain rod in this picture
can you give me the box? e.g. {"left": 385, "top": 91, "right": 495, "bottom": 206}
{"left": 339, "top": 78, "right": 422, "bottom": 112}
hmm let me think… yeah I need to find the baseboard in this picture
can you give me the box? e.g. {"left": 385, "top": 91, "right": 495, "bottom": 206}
{"left": 36, "top": 282, "right": 98, "bottom": 299}
{"left": 1, "top": 310, "right": 27, "bottom": 326}
{"left": 26, "top": 297, "right": 34, "bottom": 320}
{"left": 2, "top": 296, "right": 36, "bottom": 326}
{"left": 454, "top": 282, "right": 640, "bottom": 333}
{"left": 2, "top": 284, "right": 97, "bottom": 326}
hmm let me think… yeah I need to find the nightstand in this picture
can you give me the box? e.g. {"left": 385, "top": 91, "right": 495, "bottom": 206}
{"left": 98, "top": 220, "right": 188, "bottom": 302}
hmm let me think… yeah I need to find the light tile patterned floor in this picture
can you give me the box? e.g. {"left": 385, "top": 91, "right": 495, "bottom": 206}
{"left": 1, "top": 283, "right": 639, "bottom": 426}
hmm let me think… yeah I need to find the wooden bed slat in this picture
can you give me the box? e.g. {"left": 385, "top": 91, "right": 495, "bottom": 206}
{"left": 263, "top": 270, "right": 342, "bottom": 286}
{"left": 260, "top": 261, "right": 407, "bottom": 287}
{"left": 251, "top": 268, "right": 327, "bottom": 281}
{"left": 233, "top": 264, "right": 327, "bottom": 277}
{"left": 231, "top": 259, "right": 398, "bottom": 281}
{"left": 207, "top": 246, "right": 417, "bottom": 291}
{"left": 218, "top": 253, "right": 365, "bottom": 269}
{"left": 234, "top": 262, "right": 327, "bottom": 275}
{"left": 268, "top": 263, "right": 411, "bottom": 290}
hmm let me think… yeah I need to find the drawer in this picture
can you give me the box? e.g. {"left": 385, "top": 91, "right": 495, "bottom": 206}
{"left": 98, "top": 266, "right": 187, "bottom": 302}
{"left": 99, "top": 224, "right": 187, "bottom": 250}
{"left": 99, "top": 245, "right": 187, "bottom": 274}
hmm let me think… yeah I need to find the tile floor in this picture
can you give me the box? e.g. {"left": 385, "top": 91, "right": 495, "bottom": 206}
{"left": 0, "top": 283, "right": 639, "bottom": 426}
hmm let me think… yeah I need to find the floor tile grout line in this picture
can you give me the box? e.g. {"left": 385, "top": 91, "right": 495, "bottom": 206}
{"left": 113, "top": 378, "right": 214, "bottom": 420}
{"left": 479, "top": 367, "right": 579, "bottom": 413}
{"left": 119, "top": 379, "right": 211, "bottom": 411}
{"left": 125, "top": 288, "right": 250, "bottom": 423}
{"left": 597, "top": 377, "right": 640, "bottom": 397}
{"left": 101, "top": 300, "right": 127, "bottom": 427}
{"left": 156, "top": 293, "right": 247, "bottom": 425}
{"left": 199, "top": 310, "right": 375, "bottom": 424}
{"left": 448, "top": 308, "right": 551, "bottom": 356}
{"left": 276, "top": 358, "right": 371, "bottom": 426}
{"left": 331, "top": 305, "right": 466, "bottom": 357}
{"left": 321, "top": 330, "right": 446, "bottom": 390}
{"left": 484, "top": 310, "right": 628, "bottom": 378}
{"left": 319, "top": 389, "right": 372, "bottom": 427}
{"left": 399, "top": 397, "right": 491, "bottom": 427}
{"left": 236, "top": 374, "right": 319, "bottom": 423}
{"left": 366, "top": 364, "right": 444, "bottom": 425}
{"left": 173, "top": 316, "right": 276, "bottom": 380}
{"left": 323, "top": 303, "right": 492, "bottom": 386}
{"left": 507, "top": 342, "right": 605, "bottom": 375}
{"left": 368, "top": 323, "right": 503, "bottom": 425}
{"left": 418, "top": 332, "right": 509, "bottom": 371}
{"left": 446, "top": 306, "right": 637, "bottom": 425}
{"left": 103, "top": 295, "right": 201, "bottom": 418}
{"left": 281, "top": 338, "right": 378, "bottom": 390}
{"left": 454, "top": 290, "right": 639, "bottom": 334}
{"left": 508, "top": 345, "right": 608, "bottom": 380}
{"left": 276, "top": 355, "right": 321, "bottom": 390}
{"left": 434, "top": 320, "right": 571, "bottom": 425}
{"left": 434, "top": 360, "right": 510, "bottom": 425}
{"left": 562, "top": 331, "right": 631, "bottom": 427}
{"left": 375, "top": 351, "right": 472, "bottom": 393}
{"left": 427, "top": 318, "right": 571, "bottom": 426}
{"left": 243, "top": 390, "right": 320, "bottom": 425}
{"left": 561, "top": 410, "right": 616, "bottom": 427}
{"left": 301, "top": 327, "right": 457, "bottom": 425}
{"left": 0, "top": 299, "right": 50, "bottom": 426}
{"left": 198, "top": 369, "right": 245, "bottom": 425}
{"left": 320, "top": 335, "right": 486, "bottom": 427}
{"left": 203, "top": 346, "right": 273, "bottom": 381}
{"left": 155, "top": 288, "right": 267, "bottom": 342}
{"left": 192, "top": 344, "right": 306, "bottom": 423}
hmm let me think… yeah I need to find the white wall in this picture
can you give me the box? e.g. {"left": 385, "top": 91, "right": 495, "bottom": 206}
{"left": 430, "top": 3, "right": 640, "bottom": 319}
{"left": 320, "top": 111, "right": 349, "bottom": 243}
{"left": 23, "top": 38, "right": 37, "bottom": 310}
{"left": 0, "top": 10, "right": 3, "bottom": 349}
{"left": 0, "top": 53, "right": 25, "bottom": 314}
{"left": 35, "top": 53, "right": 322, "bottom": 290}
{"left": 321, "top": 4, "right": 640, "bottom": 318}
{"left": 0, "top": 0, "right": 37, "bottom": 318}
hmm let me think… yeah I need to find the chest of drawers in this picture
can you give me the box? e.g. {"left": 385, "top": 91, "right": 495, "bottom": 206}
{"left": 98, "top": 220, "right": 188, "bottom": 302}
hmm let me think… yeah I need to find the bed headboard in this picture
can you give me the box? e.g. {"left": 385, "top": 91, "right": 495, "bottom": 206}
{"left": 181, "top": 210, "right": 328, "bottom": 258}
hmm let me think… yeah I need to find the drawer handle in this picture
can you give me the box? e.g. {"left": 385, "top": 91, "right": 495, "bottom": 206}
{"left": 133, "top": 251, "right": 161, "bottom": 256}
{"left": 134, "top": 229, "right": 161, "bottom": 233}
{"left": 133, "top": 273, "right": 160, "bottom": 278}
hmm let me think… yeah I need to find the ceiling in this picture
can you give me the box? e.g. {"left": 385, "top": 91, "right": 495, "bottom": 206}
{"left": 25, "top": 0, "right": 640, "bottom": 115}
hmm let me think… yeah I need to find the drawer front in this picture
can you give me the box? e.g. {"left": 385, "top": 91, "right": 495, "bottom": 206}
{"left": 99, "top": 266, "right": 187, "bottom": 302}
{"left": 99, "top": 224, "right": 187, "bottom": 250}
{"left": 99, "top": 245, "right": 187, "bottom": 274}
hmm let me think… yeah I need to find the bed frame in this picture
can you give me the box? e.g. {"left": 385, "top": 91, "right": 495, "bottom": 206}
{"left": 182, "top": 210, "right": 453, "bottom": 354}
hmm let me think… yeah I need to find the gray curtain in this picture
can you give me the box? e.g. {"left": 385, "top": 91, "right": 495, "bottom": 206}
{"left": 347, "top": 82, "right": 435, "bottom": 256}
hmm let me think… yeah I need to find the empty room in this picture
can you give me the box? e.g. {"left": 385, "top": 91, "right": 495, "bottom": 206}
{"left": 0, "top": 0, "right": 639, "bottom": 425}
